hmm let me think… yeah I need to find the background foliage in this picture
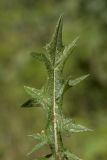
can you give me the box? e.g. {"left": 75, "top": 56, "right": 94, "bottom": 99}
{"left": 0, "top": 0, "right": 107, "bottom": 160}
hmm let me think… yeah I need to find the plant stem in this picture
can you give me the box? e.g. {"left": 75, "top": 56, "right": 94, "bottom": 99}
{"left": 53, "top": 69, "right": 59, "bottom": 159}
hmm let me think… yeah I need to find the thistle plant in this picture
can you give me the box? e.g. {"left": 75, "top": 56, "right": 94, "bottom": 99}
{"left": 22, "top": 15, "right": 91, "bottom": 160}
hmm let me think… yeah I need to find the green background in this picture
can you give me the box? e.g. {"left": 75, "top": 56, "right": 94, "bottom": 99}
{"left": 0, "top": 0, "right": 107, "bottom": 159}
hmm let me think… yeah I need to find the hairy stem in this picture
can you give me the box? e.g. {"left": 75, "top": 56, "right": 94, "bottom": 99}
{"left": 53, "top": 69, "right": 59, "bottom": 159}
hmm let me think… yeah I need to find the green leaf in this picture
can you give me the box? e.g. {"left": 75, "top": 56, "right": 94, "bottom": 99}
{"left": 36, "top": 158, "right": 48, "bottom": 160}
{"left": 56, "top": 74, "right": 89, "bottom": 99}
{"left": 21, "top": 99, "right": 39, "bottom": 108}
{"left": 29, "top": 132, "right": 53, "bottom": 144}
{"left": 48, "top": 156, "right": 54, "bottom": 160}
{"left": 28, "top": 132, "right": 53, "bottom": 155}
{"left": 31, "top": 52, "right": 52, "bottom": 75}
{"left": 69, "top": 123, "right": 92, "bottom": 133}
{"left": 36, "top": 156, "right": 54, "bottom": 160}
{"left": 36, "top": 154, "right": 53, "bottom": 160}
{"left": 61, "top": 74, "right": 89, "bottom": 96}
{"left": 58, "top": 116, "right": 91, "bottom": 134}
{"left": 68, "top": 74, "right": 89, "bottom": 87}
{"left": 24, "top": 86, "right": 50, "bottom": 109}
{"left": 28, "top": 133, "right": 48, "bottom": 155}
{"left": 45, "top": 14, "right": 64, "bottom": 63}
{"left": 22, "top": 15, "right": 91, "bottom": 160}
{"left": 28, "top": 132, "right": 46, "bottom": 141}
{"left": 27, "top": 141, "right": 47, "bottom": 155}
{"left": 56, "top": 36, "right": 79, "bottom": 68}
{"left": 45, "top": 154, "right": 53, "bottom": 158}
{"left": 56, "top": 80, "right": 66, "bottom": 99}
{"left": 63, "top": 150, "right": 82, "bottom": 160}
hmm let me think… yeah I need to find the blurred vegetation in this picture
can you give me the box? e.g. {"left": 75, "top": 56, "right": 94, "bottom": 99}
{"left": 0, "top": 0, "right": 107, "bottom": 160}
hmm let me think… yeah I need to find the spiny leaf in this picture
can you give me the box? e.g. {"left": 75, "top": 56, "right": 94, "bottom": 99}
{"left": 24, "top": 86, "right": 42, "bottom": 98}
{"left": 24, "top": 86, "right": 50, "bottom": 109}
{"left": 21, "top": 99, "right": 39, "bottom": 108}
{"left": 56, "top": 74, "right": 89, "bottom": 99}
{"left": 45, "top": 153, "right": 53, "bottom": 158}
{"left": 56, "top": 80, "right": 66, "bottom": 99}
{"left": 28, "top": 133, "right": 47, "bottom": 155}
{"left": 28, "top": 132, "right": 47, "bottom": 141}
{"left": 28, "top": 133, "right": 45, "bottom": 141}
{"left": 68, "top": 123, "right": 92, "bottom": 133}
{"left": 68, "top": 74, "right": 89, "bottom": 87}
{"left": 45, "top": 14, "right": 64, "bottom": 62}
{"left": 36, "top": 154, "right": 53, "bottom": 160}
{"left": 28, "top": 132, "right": 53, "bottom": 155}
{"left": 24, "top": 86, "right": 44, "bottom": 104}
{"left": 27, "top": 141, "right": 47, "bottom": 155}
{"left": 58, "top": 116, "right": 91, "bottom": 134}
{"left": 36, "top": 158, "right": 50, "bottom": 160}
{"left": 63, "top": 150, "right": 82, "bottom": 160}
{"left": 28, "top": 132, "right": 53, "bottom": 144}
{"left": 37, "top": 156, "right": 54, "bottom": 160}
{"left": 48, "top": 156, "right": 54, "bottom": 160}
{"left": 60, "top": 74, "right": 89, "bottom": 96}
{"left": 22, "top": 15, "right": 91, "bottom": 159}
{"left": 31, "top": 52, "right": 52, "bottom": 74}
{"left": 36, "top": 158, "right": 48, "bottom": 160}
{"left": 56, "top": 36, "right": 79, "bottom": 68}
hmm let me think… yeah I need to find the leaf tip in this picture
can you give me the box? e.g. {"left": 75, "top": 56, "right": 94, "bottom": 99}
{"left": 59, "top": 13, "right": 64, "bottom": 22}
{"left": 83, "top": 74, "right": 90, "bottom": 79}
{"left": 24, "top": 85, "right": 28, "bottom": 90}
